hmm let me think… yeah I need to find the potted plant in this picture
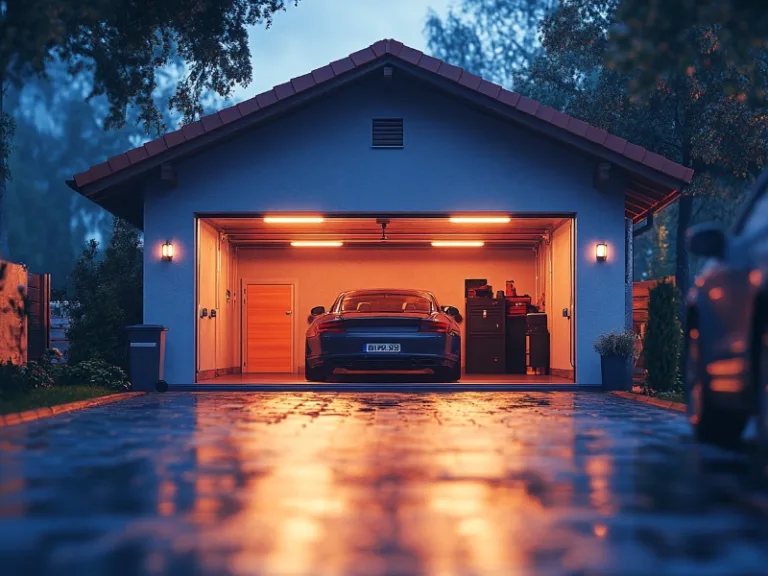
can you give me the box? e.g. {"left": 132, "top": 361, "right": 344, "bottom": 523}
{"left": 593, "top": 330, "right": 639, "bottom": 390}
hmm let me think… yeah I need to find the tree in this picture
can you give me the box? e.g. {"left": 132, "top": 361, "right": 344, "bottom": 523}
{"left": 0, "top": 0, "right": 298, "bottom": 255}
{"left": 66, "top": 218, "right": 143, "bottom": 369}
{"left": 3, "top": 59, "right": 216, "bottom": 289}
{"left": 515, "top": 0, "right": 768, "bottom": 308}
{"left": 425, "top": 0, "right": 558, "bottom": 88}
{"left": 606, "top": 0, "right": 768, "bottom": 102}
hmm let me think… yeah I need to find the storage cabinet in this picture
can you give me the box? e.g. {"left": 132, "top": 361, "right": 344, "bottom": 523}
{"left": 465, "top": 298, "right": 506, "bottom": 374}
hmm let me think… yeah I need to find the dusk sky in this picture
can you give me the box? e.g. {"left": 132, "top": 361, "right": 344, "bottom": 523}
{"left": 237, "top": 0, "right": 452, "bottom": 100}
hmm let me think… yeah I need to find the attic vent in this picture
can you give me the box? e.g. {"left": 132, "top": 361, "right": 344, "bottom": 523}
{"left": 372, "top": 118, "right": 404, "bottom": 148}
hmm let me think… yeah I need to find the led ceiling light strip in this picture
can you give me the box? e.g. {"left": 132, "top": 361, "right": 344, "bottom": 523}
{"left": 264, "top": 216, "right": 325, "bottom": 223}
{"left": 431, "top": 241, "right": 485, "bottom": 247}
{"left": 290, "top": 241, "right": 343, "bottom": 247}
{"left": 449, "top": 216, "right": 511, "bottom": 224}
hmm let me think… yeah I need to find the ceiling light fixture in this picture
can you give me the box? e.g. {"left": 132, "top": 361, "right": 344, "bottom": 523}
{"left": 290, "top": 241, "right": 343, "bottom": 247}
{"left": 431, "top": 241, "right": 485, "bottom": 247}
{"left": 264, "top": 216, "right": 325, "bottom": 223}
{"left": 449, "top": 216, "right": 511, "bottom": 224}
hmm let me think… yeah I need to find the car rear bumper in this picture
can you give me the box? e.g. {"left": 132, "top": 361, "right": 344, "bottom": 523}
{"left": 307, "top": 353, "right": 459, "bottom": 373}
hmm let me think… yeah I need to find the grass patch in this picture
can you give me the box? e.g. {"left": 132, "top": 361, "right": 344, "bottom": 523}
{"left": 0, "top": 386, "right": 116, "bottom": 415}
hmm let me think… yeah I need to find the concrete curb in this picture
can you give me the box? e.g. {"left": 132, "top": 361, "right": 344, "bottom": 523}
{"left": 0, "top": 392, "right": 147, "bottom": 428}
{"left": 611, "top": 390, "right": 686, "bottom": 413}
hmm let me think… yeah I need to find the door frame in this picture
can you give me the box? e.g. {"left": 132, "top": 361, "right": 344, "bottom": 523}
{"left": 240, "top": 279, "right": 297, "bottom": 374}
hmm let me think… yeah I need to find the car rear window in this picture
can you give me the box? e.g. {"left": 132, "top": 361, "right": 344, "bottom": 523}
{"left": 340, "top": 293, "right": 432, "bottom": 313}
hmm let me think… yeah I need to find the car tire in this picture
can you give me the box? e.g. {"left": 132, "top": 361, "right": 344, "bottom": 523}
{"left": 305, "top": 360, "right": 327, "bottom": 383}
{"left": 687, "top": 327, "right": 747, "bottom": 446}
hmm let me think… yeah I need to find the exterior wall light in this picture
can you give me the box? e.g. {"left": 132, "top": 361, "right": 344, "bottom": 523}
{"left": 162, "top": 241, "right": 174, "bottom": 261}
{"left": 596, "top": 242, "right": 608, "bottom": 262}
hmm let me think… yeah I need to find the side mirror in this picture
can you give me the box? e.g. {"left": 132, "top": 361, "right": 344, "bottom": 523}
{"left": 310, "top": 305, "right": 326, "bottom": 316}
{"left": 687, "top": 224, "right": 726, "bottom": 260}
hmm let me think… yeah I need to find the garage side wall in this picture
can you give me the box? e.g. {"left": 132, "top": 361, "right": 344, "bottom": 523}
{"left": 143, "top": 73, "right": 626, "bottom": 384}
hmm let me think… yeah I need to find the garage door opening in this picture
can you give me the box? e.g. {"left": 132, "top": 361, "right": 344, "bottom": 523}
{"left": 194, "top": 213, "right": 576, "bottom": 384}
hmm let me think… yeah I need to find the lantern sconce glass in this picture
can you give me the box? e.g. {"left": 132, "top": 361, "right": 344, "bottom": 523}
{"left": 161, "top": 241, "right": 174, "bottom": 261}
{"left": 595, "top": 242, "right": 608, "bottom": 262}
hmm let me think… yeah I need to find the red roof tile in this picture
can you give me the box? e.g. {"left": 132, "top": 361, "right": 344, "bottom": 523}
{"left": 71, "top": 38, "right": 693, "bottom": 194}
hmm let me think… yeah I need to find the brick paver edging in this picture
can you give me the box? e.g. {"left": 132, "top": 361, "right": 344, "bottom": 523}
{"left": 0, "top": 392, "right": 147, "bottom": 428}
{"left": 610, "top": 390, "right": 686, "bottom": 413}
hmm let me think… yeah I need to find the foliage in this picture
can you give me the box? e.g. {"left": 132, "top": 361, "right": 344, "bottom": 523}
{"left": 0, "top": 350, "right": 130, "bottom": 403}
{"left": 515, "top": 0, "right": 768, "bottom": 300}
{"left": 593, "top": 330, "right": 639, "bottom": 358}
{"left": 1, "top": 0, "right": 297, "bottom": 133}
{"left": 643, "top": 279, "right": 682, "bottom": 392}
{"left": 66, "top": 218, "right": 142, "bottom": 369}
{"left": 67, "top": 359, "right": 130, "bottom": 391}
{"left": 3, "top": 59, "right": 216, "bottom": 288}
{"left": 606, "top": 0, "right": 768, "bottom": 103}
{"left": 425, "top": 0, "right": 558, "bottom": 88}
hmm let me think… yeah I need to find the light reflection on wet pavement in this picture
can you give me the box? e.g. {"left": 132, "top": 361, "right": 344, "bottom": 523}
{"left": 0, "top": 392, "right": 767, "bottom": 576}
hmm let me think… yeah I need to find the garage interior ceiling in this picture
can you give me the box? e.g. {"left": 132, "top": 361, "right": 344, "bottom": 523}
{"left": 205, "top": 216, "right": 570, "bottom": 248}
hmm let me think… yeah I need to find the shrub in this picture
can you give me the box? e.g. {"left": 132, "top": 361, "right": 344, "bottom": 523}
{"left": 643, "top": 278, "right": 682, "bottom": 392}
{"left": 594, "top": 329, "right": 639, "bottom": 357}
{"left": 66, "top": 218, "right": 142, "bottom": 370}
{"left": 0, "top": 360, "right": 25, "bottom": 398}
{"left": 68, "top": 359, "right": 131, "bottom": 391}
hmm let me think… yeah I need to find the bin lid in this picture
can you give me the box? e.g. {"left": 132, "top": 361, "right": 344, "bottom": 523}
{"left": 125, "top": 324, "right": 168, "bottom": 331}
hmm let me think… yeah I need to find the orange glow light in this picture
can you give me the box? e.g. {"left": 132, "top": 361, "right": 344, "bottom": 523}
{"left": 449, "top": 216, "right": 511, "bottom": 224}
{"left": 264, "top": 216, "right": 325, "bottom": 224}
{"left": 161, "top": 241, "right": 174, "bottom": 261}
{"left": 595, "top": 243, "right": 608, "bottom": 262}
{"left": 431, "top": 241, "right": 485, "bottom": 247}
{"left": 290, "top": 241, "right": 343, "bottom": 247}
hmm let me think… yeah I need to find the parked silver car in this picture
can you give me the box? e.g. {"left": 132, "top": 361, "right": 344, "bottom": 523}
{"left": 685, "top": 168, "right": 768, "bottom": 450}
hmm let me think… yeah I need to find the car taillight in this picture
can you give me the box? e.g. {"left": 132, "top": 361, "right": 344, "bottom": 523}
{"left": 317, "top": 319, "right": 345, "bottom": 333}
{"left": 420, "top": 319, "right": 450, "bottom": 332}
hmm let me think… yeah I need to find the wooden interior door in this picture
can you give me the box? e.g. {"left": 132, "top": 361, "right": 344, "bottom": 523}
{"left": 245, "top": 284, "right": 293, "bottom": 373}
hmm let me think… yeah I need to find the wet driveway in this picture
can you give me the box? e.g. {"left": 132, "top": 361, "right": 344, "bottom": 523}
{"left": 1, "top": 392, "right": 767, "bottom": 576}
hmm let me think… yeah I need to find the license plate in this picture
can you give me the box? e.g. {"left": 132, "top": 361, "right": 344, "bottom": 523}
{"left": 365, "top": 343, "right": 401, "bottom": 353}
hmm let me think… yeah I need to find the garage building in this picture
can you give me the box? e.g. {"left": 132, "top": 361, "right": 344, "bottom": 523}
{"left": 67, "top": 39, "right": 693, "bottom": 386}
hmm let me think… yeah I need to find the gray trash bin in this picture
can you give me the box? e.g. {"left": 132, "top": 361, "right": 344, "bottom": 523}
{"left": 125, "top": 325, "right": 168, "bottom": 391}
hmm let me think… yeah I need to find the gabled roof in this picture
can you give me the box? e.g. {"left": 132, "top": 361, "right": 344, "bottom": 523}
{"left": 69, "top": 38, "right": 693, "bottom": 224}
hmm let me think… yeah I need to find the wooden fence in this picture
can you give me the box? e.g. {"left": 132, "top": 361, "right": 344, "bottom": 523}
{"left": 0, "top": 259, "right": 51, "bottom": 365}
{"left": 632, "top": 275, "right": 675, "bottom": 384}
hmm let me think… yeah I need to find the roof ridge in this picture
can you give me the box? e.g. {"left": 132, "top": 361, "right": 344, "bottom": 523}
{"left": 72, "top": 38, "right": 693, "bottom": 192}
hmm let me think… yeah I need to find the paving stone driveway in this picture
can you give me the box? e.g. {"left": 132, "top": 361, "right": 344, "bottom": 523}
{"left": 0, "top": 392, "right": 767, "bottom": 576}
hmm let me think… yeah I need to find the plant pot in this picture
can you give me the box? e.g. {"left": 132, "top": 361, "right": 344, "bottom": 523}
{"left": 600, "top": 354, "right": 632, "bottom": 391}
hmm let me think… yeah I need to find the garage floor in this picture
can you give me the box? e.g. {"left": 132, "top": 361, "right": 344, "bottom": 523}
{"left": 200, "top": 373, "right": 574, "bottom": 385}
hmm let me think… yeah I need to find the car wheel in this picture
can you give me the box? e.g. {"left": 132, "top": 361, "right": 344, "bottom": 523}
{"left": 687, "top": 327, "right": 747, "bottom": 446}
{"left": 305, "top": 360, "right": 327, "bottom": 383}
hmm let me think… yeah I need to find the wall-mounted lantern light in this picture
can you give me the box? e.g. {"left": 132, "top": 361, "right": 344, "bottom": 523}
{"left": 161, "top": 241, "right": 174, "bottom": 261}
{"left": 595, "top": 242, "right": 608, "bottom": 262}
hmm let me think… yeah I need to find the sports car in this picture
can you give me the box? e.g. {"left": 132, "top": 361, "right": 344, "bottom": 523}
{"left": 304, "top": 288, "right": 462, "bottom": 382}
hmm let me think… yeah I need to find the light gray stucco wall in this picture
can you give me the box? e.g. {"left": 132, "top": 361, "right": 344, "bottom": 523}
{"left": 143, "top": 71, "right": 627, "bottom": 384}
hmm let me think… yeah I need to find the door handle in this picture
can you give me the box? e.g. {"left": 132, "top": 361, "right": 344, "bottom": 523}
{"left": 286, "top": 310, "right": 293, "bottom": 315}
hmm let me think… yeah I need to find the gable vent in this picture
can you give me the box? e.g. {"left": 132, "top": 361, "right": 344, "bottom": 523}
{"left": 372, "top": 118, "right": 404, "bottom": 148}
